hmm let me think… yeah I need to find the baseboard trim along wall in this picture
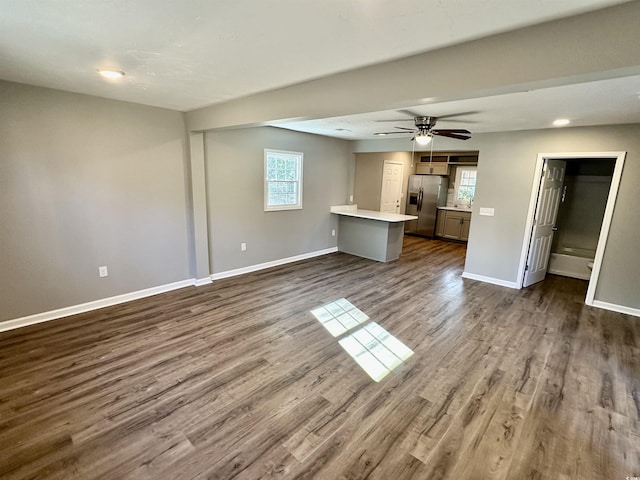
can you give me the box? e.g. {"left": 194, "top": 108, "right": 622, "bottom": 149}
{"left": 0, "top": 278, "right": 198, "bottom": 333}
{"left": 461, "top": 272, "right": 521, "bottom": 289}
{"left": 194, "top": 277, "right": 213, "bottom": 286}
{"left": 211, "top": 247, "right": 339, "bottom": 280}
{"left": 591, "top": 300, "right": 640, "bottom": 318}
{"left": 1, "top": 249, "right": 340, "bottom": 333}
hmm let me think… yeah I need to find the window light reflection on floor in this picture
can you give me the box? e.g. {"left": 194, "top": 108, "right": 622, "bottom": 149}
{"left": 310, "top": 298, "right": 369, "bottom": 337}
{"left": 339, "top": 322, "right": 414, "bottom": 382}
{"left": 310, "top": 299, "right": 414, "bottom": 382}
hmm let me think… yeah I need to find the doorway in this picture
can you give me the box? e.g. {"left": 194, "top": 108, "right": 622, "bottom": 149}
{"left": 517, "top": 152, "right": 626, "bottom": 305}
{"left": 380, "top": 160, "right": 404, "bottom": 214}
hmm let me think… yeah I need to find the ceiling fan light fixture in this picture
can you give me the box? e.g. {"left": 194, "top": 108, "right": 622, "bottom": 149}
{"left": 414, "top": 132, "right": 432, "bottom": 146}
{"left": 98, "top": 69, "right": 126, "bottom": 79}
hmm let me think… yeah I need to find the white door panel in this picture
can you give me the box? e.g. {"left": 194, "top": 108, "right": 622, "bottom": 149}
{"left": 523, "top": 159, "right": 566, "bottom": 287}
{"left": 380, "top": 161, "right": 404, "bottom": 213}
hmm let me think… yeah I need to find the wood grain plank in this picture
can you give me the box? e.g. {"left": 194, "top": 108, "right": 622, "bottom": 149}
{"left": 0, "top": 237, "right": 638, "bottom": 479}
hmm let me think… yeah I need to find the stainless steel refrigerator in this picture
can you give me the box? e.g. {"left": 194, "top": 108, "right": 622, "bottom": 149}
{"left": 405, "top": 175, "right": 449, "bottom": 237}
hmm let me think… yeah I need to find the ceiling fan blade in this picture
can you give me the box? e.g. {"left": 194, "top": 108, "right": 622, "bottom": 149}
{"left": 375, "top": 108, "right": 427, "bottom": 122}
{"left": 376, "top": 110, "right": 481, "bottom": 123}
{"left": 398, "top": 109, "right": 423, "bottom": 118}
{"left": 431, "top": 129, "right": 471, "bottom": 134}
{"left": 374, "top": 131, "right": 413, "bottom": 135}
{"left": 435, "top": 118, "right": 479, "bottom": 124}
{"left": 437, "top": 110, "right": 480, "bottom": 120}
{"left": 394, "top": 126, "right": 417, "bottom": 131}
{"left": 433, "top": 131, "right": 471, "bottom": 140}
{"left": 374, "top": 118, "right": 414, "bottom": 123}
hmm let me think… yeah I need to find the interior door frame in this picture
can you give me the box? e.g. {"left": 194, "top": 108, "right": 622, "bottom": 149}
{"left": 516, "top": 151, "right": 626, "bottom": 306}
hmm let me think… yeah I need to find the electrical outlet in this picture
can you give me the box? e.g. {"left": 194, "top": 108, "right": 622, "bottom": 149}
{"left": 99, "top": 266, "right": 108, "bottom": 277}
{"left": 331, "top": 229, "right": 336, "bottom": 236}
{"left": 349, "top": 195, "right": 354, "bottom": 203}
{"left": 241, "top": 243, "right": 247, "bottom": 251}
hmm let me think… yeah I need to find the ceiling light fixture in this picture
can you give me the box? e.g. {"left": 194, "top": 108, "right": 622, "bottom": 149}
{"left": 374, "top": 132, "right": 387, "bottom": 136}
{"left": 414, "top": 132, "right": 432, "bottom": 146}
{"left": 553, "top": 118, "right": 570, "bottom": 127}
{"left": 98, "top": 69, "right": 125, "bottom": 79}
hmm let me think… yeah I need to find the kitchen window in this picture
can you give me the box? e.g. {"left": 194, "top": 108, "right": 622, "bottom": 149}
{"left": 264, "top": 149, "right": 303, "bottom": 211}
{"left": 455, "top": 166, "right": 477, "bottom": 204}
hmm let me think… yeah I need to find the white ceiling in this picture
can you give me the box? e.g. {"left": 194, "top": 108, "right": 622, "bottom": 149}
{"left": 273, "top": 75, "right": 640, "bottom": 139}
{"left": 0, "top": 0, "right": 632, "bottom": 113}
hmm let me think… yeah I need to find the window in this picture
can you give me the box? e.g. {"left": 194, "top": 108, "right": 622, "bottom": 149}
{"left": 455, "top": 167, "right": 477, "bottom": 204}
{"left": 264, "top": 149, "right": 303, "bottom": 211}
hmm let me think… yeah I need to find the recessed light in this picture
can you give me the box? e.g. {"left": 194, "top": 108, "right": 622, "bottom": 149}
{"left": 98, "top": 69, "right": 125, "bottom": 79}
{"left": 553, "top": 118, "right": 570, "bottom": 127}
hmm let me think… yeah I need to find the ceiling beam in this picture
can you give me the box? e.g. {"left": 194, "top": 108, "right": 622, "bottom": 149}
{"left": 186, "top": 1, "right": 640, "bottom": 132}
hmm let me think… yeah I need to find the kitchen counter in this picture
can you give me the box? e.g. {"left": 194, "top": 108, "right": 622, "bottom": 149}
{"left": 330, "top": 205, "right": 417, "bottom": 222}
{"left": 438, "top": 206, "right": 473, "bottom": 212}
{"left": 330, "top": 205, "right": 417, "bottom": 262}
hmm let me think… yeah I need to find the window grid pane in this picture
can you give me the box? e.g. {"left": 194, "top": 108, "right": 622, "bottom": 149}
{"left": 456, "top": 169, "right": 477, "bottom": 202}
{"left": 265, "top": 150, "right": 303, "bottom": 210}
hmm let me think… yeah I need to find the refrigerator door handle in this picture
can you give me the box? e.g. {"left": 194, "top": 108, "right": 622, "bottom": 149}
{"left": 417, "top": 188, "right": 423, "bottom": 211}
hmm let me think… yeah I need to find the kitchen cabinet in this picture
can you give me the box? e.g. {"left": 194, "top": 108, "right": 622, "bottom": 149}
{"left": 435, "top": 209, "right": 471, "bottom": 241}
{"left": 416, "top": 155, "right": 449, "bottom": 175}
{"left": 417, "top": 163, "right": 449, "bottom": 175}
{"left": 415, "top": 151, "right": 479, "bottom": 175}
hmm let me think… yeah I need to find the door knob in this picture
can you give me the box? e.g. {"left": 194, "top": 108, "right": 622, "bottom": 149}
{"left": 552, "top": 226, "right": 558, "bottom": 231}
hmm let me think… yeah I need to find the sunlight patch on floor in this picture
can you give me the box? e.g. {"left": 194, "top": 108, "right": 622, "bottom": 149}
{"left": 338, "top": 322, "right": 414, "bottom": 382}
{"left": 310, "top": 298, "right": 369, "bottom": 337}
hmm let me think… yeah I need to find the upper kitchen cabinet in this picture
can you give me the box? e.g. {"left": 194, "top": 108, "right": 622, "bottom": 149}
{"left": 416, "top": 155, "right": 449, "bottom": 175}
{"left": 414, "top": 151, "right": 478, "bottom": 175}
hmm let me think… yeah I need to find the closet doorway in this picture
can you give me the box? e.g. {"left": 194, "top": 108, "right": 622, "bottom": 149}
{"left": 517, "top": 151, "right": 626, "bottom": 306}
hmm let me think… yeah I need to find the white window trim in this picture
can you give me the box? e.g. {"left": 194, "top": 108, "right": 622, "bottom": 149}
{"left": 264, "top": 149, "right": 303, "bottom": 212}
{"left": 454, "top": 166, "right": 477, "bottom": 204}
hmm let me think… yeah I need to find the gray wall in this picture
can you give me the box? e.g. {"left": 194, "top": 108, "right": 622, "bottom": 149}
{"left": 552, "top": 174, "right": 612, "bottom": 256}
{"left": 205, "top": 127, "right": 352, "bottom": 273}
{"left": 0, "top": 81, "right": 192, "bottom": 321}
{"left": 353, "top": 124, "right": 640, "bottom": 310}
{"left": 354, "top": 152, "right": 414, "bottom": 214}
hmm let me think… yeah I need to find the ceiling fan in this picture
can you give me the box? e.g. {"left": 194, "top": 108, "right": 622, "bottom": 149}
{"left": 374, "top": 110, "right": 474, "bottom": 145}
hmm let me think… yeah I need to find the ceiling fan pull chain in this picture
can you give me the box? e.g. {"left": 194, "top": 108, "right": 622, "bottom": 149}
{"left": 429, "top": 135, "right": 434, "bottom": 165}
{"left": 411, "top": 137, "right": 416, "bottom": 167}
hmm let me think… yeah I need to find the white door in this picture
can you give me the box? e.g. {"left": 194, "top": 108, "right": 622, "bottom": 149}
{"left": 380, "top": 161, "right": 404, "bottom": 213}
{"left": 523, "top": 159, "right": 566, "bottom": 287}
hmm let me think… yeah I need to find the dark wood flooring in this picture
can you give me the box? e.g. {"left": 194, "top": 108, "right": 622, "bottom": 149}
{"left": 1, "top": 237, "right": 639, "bottom": 479}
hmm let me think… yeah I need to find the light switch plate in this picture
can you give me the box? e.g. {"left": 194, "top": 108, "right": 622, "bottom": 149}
{"left": 479, "top": 207, "right": 495, "bottom": 216}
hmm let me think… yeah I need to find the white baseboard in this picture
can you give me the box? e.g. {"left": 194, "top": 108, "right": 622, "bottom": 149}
{"left": 461, "top": 272, "right": 521, "bottom": 289}
{"left": 211, "top": 247, "right": 338, "bottom": 280}
{"left": 0, "top": 248, "right": 339, "bottom": 333}
{"left": 0, "top": 278, "right": 197, "bottom": 333}
{"left": 591, "top": 300, "right": 640, "bottom": 318}
{"left": 194, "top": 277, "right": 212, "bottom": 286}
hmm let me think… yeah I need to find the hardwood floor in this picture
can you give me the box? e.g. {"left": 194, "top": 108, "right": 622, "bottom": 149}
{"left": 1, "top": 236, "right": 639, "bottom": 479}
